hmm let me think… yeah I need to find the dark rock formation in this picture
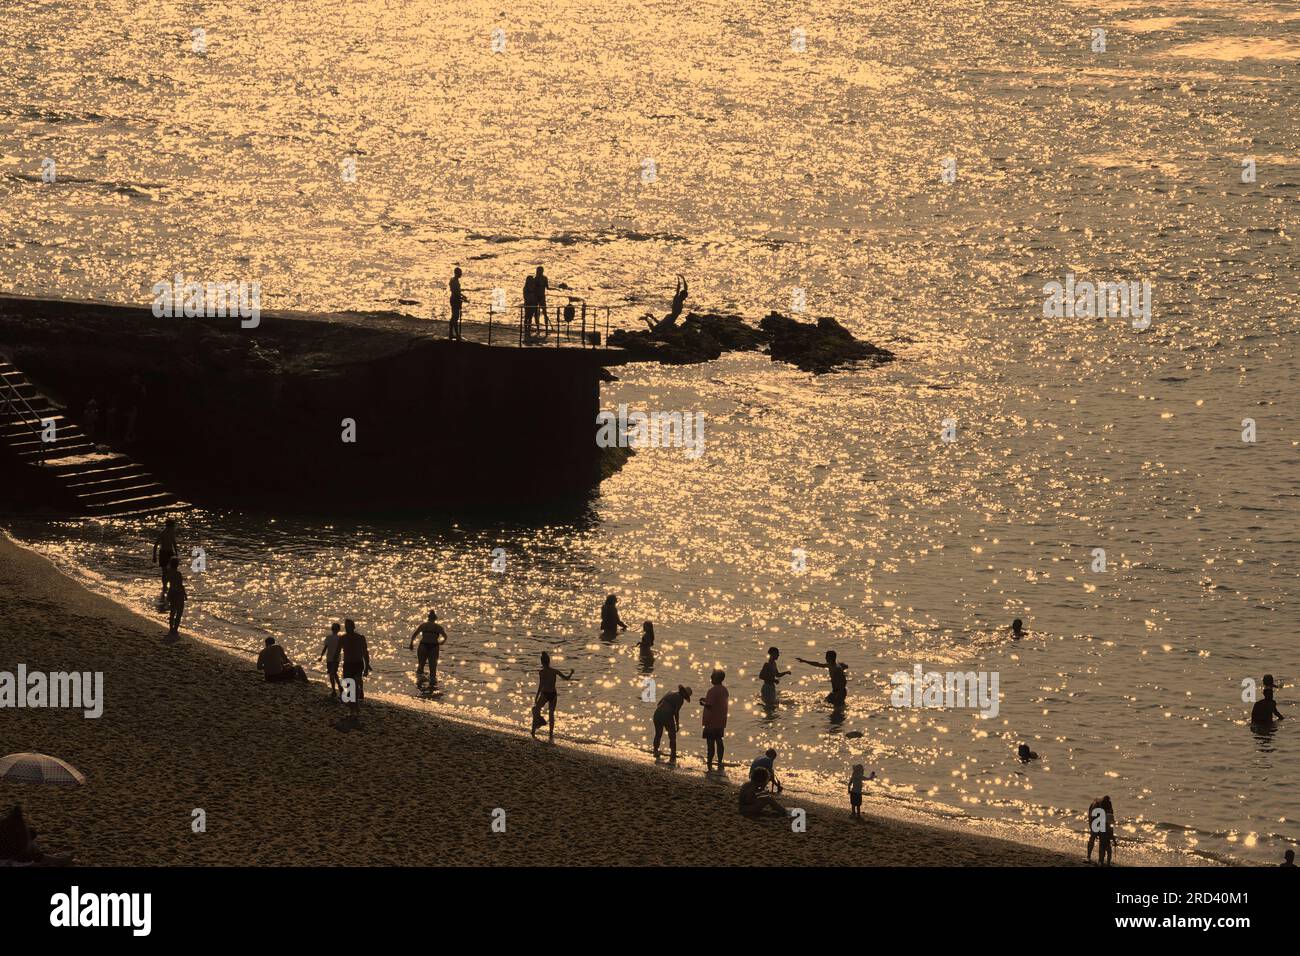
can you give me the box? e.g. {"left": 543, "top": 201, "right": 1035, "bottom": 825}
{"left": 758, "top": 312, "right": 895, "bottom": 374}
{"left": 609, "top": 310, "right": 894, "bottom": 374}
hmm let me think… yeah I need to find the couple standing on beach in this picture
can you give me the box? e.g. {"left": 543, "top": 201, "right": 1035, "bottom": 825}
{"left": 652, "top": 668, "right": 730, "bottom": 768}
{"left": 317, "top": 620, "right": 372, "bottom": 720}
{"left": 151, "top": 518, "right": 185, "bottom": 638}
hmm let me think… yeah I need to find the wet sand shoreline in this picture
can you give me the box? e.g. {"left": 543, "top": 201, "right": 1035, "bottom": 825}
{"left": 2, "top": 530, "right": 1092, "bottom": 866}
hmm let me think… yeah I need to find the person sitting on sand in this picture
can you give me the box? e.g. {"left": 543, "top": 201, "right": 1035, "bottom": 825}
{"left": 1251, "top": 686, "right": 1284, "bottom": 726}
{"left": 797, "top": 650, "right": 848, "bottom": 708}
{"left": 152, "top": 517, "right": 178, "bottom": 601}
{"left": 531, "top": 652, "right": 574, "bottom": 742}
{"left": 409, "top": 610, "right": 447, "bottom": 687}
{"left": 635, "top": 621, "right": 655, "bottom": 656}
{"left": 701, "top": 669, "right": 729, "bottom": 770}
{"left": 750, "top": 749, "right": 783, "bottom": 793}
{"left": 642, "top": 274, "right": 688, "bottom": 333}
{"left": 318, "top": 622, "right": 342, "bottom": 696}
{"left": 600, "top": 594, "right": 628, "bottom": 636}
{"left": 652, "top": 684, "right": 691, "bottom": 761}
{"left": 340, "top": 619, "right": 371, "bottom": 718}
{"left": 1018, "top": 743, "right": 1039, "bottom": 762}
{"left": 0, "top": 804, "right": 70, "bottom": 865}
{"left": 758, "top": 646, "right": 790, "bottom": 707}
{"left": 162, "top": 556, "right": 186, "bottom": 637}
{"left": 257, "top": 637, "right": 307, "bottom": 683}
{"left": 739, "top": 766, "right": 787, "bottom": 818}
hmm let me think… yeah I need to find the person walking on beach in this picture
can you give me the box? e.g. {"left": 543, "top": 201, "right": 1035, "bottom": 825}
{"left": 1087, "top": 795, "right": 1116, "bottom": 865}
{"left": 750, "top": 748, "right": 783, "bottom": 793}
{"left": 651, "top": 684, "right": 691, "bottom": 762}
{"left": 318, "top": 622, "right": 342, "bottom": 696}
{"left": 162, "top": 556, "right": 186, "bottom": 637}
{"left": 758, "top": 646, "right": 790, "bottom": 707}
{"left": 600, "top": 594, "right": 628, "bottom": 636}
{"left": 340, "top": 619, "right": 371, "bottom": 720}
{"left": 257, "top": 637, "right": 307, "bottom": 683}
{"left": 409, "top": 610, "right": 447, "bottom": 688}
{"left": 448, "top": 267, "right": 468, "bottom": 341}
{"left": 797, "top": 650, "right": 848, "bottom": 709}
{"left": 701, "top": 669, "right": 729, "bottom": 771}
{"left": 530, "top": 652, "right": 573, "bottom": 742}
{"left": 642, "top": 274, "right": 688, "bottom": 333}
{"left": 152, "top": 517, "right": 179, "bottom": 602}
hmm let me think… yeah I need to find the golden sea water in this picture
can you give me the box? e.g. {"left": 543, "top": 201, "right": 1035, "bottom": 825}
{"left": 2, "top": 0, "right": 1298, "bottom": 863}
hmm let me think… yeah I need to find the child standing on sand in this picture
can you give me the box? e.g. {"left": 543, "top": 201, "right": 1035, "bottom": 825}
{"left": 701, "top": 669, "right": 729, "bottom": 771}
{"left": 848, "top": 764, "right": 876, "bottom": 819}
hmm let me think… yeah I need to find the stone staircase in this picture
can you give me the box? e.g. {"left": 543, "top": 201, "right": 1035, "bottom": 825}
{"left": 0, "top": 357, "right": 185, "bottom": 517}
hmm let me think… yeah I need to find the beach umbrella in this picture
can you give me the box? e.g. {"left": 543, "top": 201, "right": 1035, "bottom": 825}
{"left": 0, "top": 753, "right": 86, "bottom": 786}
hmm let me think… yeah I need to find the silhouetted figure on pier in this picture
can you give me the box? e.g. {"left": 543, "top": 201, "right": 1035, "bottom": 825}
{"left": 600, "top": 594, "right": 628, "bottom": 636}
{"left": 162, "top": 556, "right": 186, "bottom": 637}
{"left": 409, "top": 609, "right": 447, "bottom": 687}
{"left": 652, "top": 684, "right": 691, "bottom": 761}
{"left": 798, "top": 650, "right": 848, "bottom": 709}
{"left": 531, "top": 651, "right": 573, "bottom": 742}
{"left": 759, "top": 646, "right": 790, "bottom": 707}
{"left": 448, "top": 267, "right": 468, "bottom": 340}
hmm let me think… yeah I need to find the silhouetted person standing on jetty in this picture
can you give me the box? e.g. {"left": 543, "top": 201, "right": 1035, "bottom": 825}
{"left": 409, "top": 610, "right": 447, "bottom": 687}
{"left": 318, "top": 621, "right": 342, "bottom": 696}
{"left": 152, "top": 517, "right": 178, "bottom": 602}
{"left": 162, "top": 556, "right": 186, "bottom": 637}
{"left": 531, "top": 652, "right": 573, "bottom": 742}
{"left": 533, "top": 266, "right": 549, "bottom": 334}
{"left": 448, "top": 267, "right": 468, "bottom": 340}
{"left": 701, "top": 669, "right": 729, "bottom": 770}
{"left": 652, "top": 684, "right": 691, "bottom": 761}
{"left": 601, "top": 594, "right": 628, "bottom": 636}
{"left": 798, "top": 650, "right": 848, "bottom": 709}
{"left": 340, "top": 619, "right": 371, "bottom": 720}
{"left": 759, "top": 646, "right": 790, "bottom": 707}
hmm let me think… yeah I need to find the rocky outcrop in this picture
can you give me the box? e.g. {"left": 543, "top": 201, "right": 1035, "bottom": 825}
{"left": 609, "top": 310, "right": 894, "bottom": 374}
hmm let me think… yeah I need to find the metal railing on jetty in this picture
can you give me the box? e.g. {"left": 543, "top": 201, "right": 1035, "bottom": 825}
{"left": 0, "top": 351, "right": 48, "bottom": 465}
{"left": 479, "top": 299, "right": 616, "bottom": 349}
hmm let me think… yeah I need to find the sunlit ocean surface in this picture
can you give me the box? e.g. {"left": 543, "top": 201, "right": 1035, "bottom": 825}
{"left": 3, "top": 1, "right": 1298, "bottom": 864}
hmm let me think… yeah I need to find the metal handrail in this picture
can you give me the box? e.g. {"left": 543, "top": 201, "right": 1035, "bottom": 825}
{"left": 496, "top": 301, "right": 616, "bottom": 348}
{"left": 0, "top": 354, "right": 48, "bottom": 465}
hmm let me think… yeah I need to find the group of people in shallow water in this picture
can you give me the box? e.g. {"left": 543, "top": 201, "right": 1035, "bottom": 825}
{"left": 145, "top": 524, "right": 1291, "bottom": 858}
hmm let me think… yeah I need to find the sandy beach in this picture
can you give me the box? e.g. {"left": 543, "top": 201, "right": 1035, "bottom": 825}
{"left": 0, "top": 532, "right": 1088, "bottom": 867}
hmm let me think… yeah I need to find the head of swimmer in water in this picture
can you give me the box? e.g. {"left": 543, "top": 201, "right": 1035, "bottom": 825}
{"left": 642, "top": 621, "right": 654, "bottom": 638}
{"left": 1012, "top": 618, "right": 1024, "bottom": 636}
